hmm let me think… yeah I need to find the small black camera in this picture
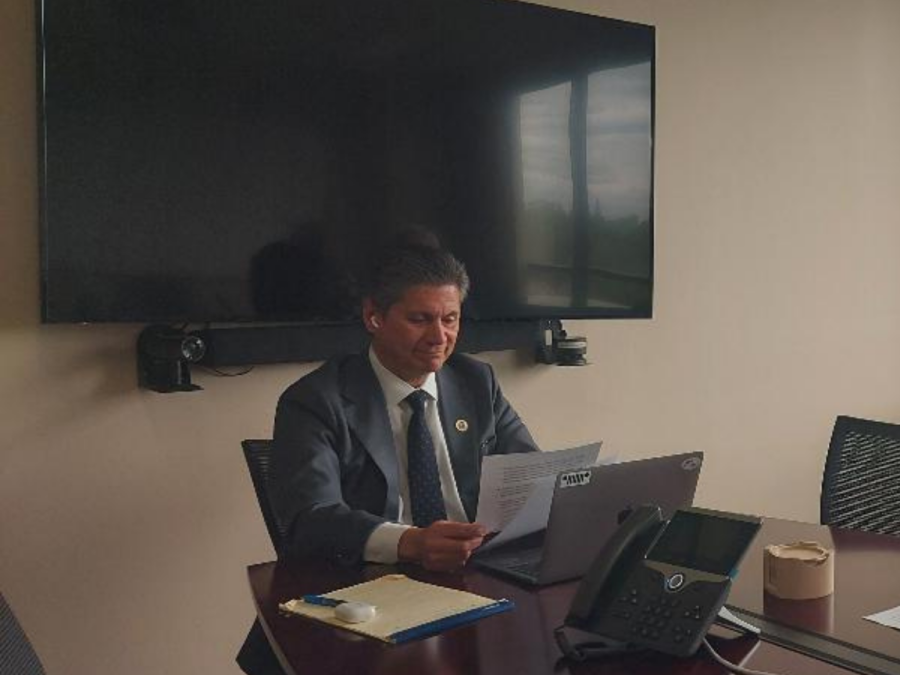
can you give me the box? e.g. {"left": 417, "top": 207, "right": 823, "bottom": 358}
{"left": 537, "top": 320, "right": 589, "bottom": 366}
{"left": 137, "top": 325, "right": 206, "bottom": 392}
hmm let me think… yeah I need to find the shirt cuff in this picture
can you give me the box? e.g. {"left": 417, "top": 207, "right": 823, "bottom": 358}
{"left": 363, "top": 522, "right": 411, "bottom": 564}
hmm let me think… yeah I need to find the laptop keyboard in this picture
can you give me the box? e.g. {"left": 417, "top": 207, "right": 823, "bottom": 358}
{"left": 481, "top": 546, "right": 543, "bottom": 576}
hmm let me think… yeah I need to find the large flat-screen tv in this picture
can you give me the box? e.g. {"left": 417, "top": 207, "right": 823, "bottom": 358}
{"left": 38, "top": 0, "right": 655, "bottom": 324}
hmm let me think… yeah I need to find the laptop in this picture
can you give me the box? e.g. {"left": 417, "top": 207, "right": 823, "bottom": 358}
{"left": 473, "top": 451, "right": 704, "bottom": 586}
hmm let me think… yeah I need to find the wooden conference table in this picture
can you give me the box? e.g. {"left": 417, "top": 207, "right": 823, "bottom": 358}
{"left": 247, "top": 519, "right": 900, "bottom": 675}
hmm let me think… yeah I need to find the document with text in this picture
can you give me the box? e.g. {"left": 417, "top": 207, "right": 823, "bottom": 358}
{"left": 475, "top": 442, "right": 611, "bottom": 551}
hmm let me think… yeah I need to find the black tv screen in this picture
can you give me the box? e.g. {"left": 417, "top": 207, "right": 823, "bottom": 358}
{"left": 38, "top": 0, "right": 654, "bottom": 324}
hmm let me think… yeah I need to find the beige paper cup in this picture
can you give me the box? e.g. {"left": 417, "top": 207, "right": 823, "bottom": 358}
{"left": 764, "top": 541, "right": 834, "bottom": 600}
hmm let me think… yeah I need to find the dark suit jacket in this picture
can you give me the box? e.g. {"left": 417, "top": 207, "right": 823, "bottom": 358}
{"left": 239, "top": 351, "right": 537, "bottom": 675}
{"left": 269, "top": 351, "right": 539, "bottom": 565}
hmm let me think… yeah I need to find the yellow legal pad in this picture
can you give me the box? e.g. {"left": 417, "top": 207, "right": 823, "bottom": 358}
{"left": 278, "top": 573, "right": 513, "bottom": 644}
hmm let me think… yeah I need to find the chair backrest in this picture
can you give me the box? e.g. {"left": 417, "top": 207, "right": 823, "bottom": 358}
{"left": 1, "top": 592, "right": 47, "bottom": 675}
{"left": 241, "top": 439, "right": 289, "bottom": 556}
{"left": 821, "top": 415, "right": 900, "bottom": 536}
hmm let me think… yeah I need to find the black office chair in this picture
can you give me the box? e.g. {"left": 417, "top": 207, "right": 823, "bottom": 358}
{"left": 1, "top": 592, "right": 47, "bottom": 675}
{"left": 239, "top": 441, "right": 290, "bottom": 675}
{"left": 241, "top": 439, "right": 289, "bottom": 556}
{"left": 821, "top": 415, "right": 900, "bottom": 536}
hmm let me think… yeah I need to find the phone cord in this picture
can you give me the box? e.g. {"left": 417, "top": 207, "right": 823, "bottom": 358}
{"left": 702, "top": 637, "right": 786, "bottom": 675}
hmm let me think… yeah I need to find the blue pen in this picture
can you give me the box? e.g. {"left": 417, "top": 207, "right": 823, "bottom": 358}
{"left": 301, "top": 594, "right": 345, "bottom": 607}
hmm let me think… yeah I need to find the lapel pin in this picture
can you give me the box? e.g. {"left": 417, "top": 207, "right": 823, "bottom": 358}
{"left": 455, "top": 419, "right": 469, "bottom": 432}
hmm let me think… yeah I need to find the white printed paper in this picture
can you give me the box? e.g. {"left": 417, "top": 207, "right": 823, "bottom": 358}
{"left": 864, "top": 604, "right": 900, "bottom": 630}
{"left": 474, "top": 442, "right": 606, "bottom": 548}
{"left": 477, "top": 475, "right": 557, "bottom": 552}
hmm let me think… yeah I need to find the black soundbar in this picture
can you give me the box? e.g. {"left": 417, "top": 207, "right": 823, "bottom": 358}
{"left": 194, "top": 320, "right": 544, "bottom": 367}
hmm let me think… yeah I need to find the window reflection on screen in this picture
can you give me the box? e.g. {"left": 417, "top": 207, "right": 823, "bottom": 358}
{"left": 518, "top": 82, "right": 574, "bottom": 307}
{"left": 517, "top": 62, "right": 652, "bottom": 311}
{"left": 586, "top": 63, "right": 652, "bottom": 280}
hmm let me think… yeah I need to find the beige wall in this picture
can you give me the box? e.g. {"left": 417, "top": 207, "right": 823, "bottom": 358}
{"left": 2, "top": 1, "right": 899, "bottom": 674}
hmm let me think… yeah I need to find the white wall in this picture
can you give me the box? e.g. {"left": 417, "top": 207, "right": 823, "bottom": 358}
{"left": 2, "top": 1, "right": 899, "bottom": 674}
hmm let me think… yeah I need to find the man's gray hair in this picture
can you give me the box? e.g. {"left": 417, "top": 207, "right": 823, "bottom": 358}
{"left": 367, "top": 243, "right": 470, "bottom": 312}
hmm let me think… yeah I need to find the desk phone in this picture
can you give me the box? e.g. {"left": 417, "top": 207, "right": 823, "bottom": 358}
{"left": 564, "top": 505, "right": 761, "bottom": 658}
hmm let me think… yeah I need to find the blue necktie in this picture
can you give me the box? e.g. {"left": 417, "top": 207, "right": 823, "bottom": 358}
{"left": 405, "top": 390, "right": 447, "bottom": 528}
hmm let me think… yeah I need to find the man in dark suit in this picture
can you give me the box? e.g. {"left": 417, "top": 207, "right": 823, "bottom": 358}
{"left": 238, "top": 241, "right": 538, "bottom": 674}
{"left": 271, "top": 241, "right": 538, "bottom": 568}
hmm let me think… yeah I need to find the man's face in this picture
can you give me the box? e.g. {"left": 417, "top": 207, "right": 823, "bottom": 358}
{"left": 364, "top": 284, "right": 462, "bottom": 387}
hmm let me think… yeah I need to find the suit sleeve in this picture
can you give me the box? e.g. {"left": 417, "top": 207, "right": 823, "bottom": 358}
{"left": 487, "top": 363, "right": 540, "bottom": 455}
{"left": 269, "top": 390, "right": 385, "bottom": 566}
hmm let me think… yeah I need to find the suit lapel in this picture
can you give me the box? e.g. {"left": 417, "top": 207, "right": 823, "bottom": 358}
{"left": 437, "top": 365, "right": 480, "bottom": 521}
{"left": 341, "top": 354, "right": 400, "bottom": 519}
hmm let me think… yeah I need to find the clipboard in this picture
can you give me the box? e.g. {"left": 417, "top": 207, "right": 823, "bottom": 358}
{"left": 278, "top": 574, "right": 513, "bottom": 644}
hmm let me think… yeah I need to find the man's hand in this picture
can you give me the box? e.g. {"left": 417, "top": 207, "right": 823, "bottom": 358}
{"left": 397, "top": 521, "right": 488, "bottom": 571}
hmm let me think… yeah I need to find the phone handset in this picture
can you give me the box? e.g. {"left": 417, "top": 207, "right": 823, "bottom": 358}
{"left": 566, "top": 504, "right": 664, "bottom": 629}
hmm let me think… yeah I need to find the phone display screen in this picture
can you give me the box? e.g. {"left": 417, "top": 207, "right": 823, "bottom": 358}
{"left": 646, "top": 510, "right": 761, "bottom": 576}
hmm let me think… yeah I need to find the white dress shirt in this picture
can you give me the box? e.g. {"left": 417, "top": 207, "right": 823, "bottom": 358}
{"left": 363, "top": 348, "right": 469, "bottom": 563}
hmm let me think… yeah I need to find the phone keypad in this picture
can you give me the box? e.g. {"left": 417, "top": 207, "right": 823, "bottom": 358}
{"left": 618, "top": 591, "right": 683, "bottom": 641}
{"left": 597, "top": 567, "right": 728, "bottom": 657}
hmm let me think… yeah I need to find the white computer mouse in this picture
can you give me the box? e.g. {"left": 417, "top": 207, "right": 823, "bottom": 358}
{"left": 334, "top": 601, "right": 377, "bottom": 624}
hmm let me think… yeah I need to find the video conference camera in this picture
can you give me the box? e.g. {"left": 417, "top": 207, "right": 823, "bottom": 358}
{"left": 536, "top": 320, "right": 588, "bottom": 366}
{"left": 137, "top": 325, "right": 206, "bottom": 393}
